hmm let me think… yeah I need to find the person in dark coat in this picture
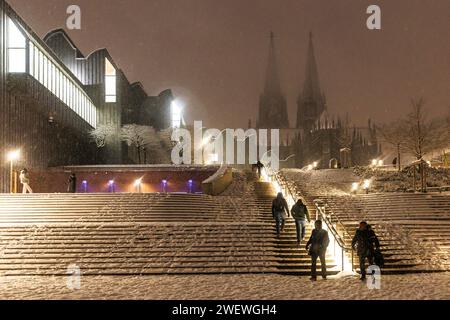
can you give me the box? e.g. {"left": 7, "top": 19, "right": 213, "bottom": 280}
{"left": 306, "top": 220, "right": 329, "bottom": 281}
{"left": 272, "top": 192, "right": 289, "bottom": 238}
{"left": 291, "top": 199, "right": 310, "bottom": 244}
{"left": 255, "top": 160, "right": 264, "bottom": 179}
{"left": 67, "top": 173, "right": 77, "bottom": 193}
{"left": 351, "top": 221, "right": 380, "bottom": 280}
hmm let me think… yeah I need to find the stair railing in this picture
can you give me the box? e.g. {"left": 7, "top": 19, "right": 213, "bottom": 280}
{"left": 262, "top": 166, "right": 355, "bottom": 272}
{"left": 313, "top": 199, "right": 355, "bottom": 271}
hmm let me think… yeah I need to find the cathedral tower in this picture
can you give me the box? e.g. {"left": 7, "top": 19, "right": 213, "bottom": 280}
{"left": 257, "top": 32, "right": 289, "bottom": 129}
{"left": 296, "top": 32, "right": 326, "bottom": 132}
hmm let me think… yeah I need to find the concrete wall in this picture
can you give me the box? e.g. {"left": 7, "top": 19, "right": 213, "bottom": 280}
{"left": 18, "top": 166, "right": 218, "bottom": 194}
{"left": 202, "top": 166, "right": 233, "bottom": 196}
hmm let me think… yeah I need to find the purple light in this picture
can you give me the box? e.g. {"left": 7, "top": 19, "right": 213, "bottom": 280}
{"left": 162, "top": 180, "right": 167, "bottom": 185}
{"left": 82, "top": 180, "right": 87, "bottom": 185}
{"left": 108, "top": 180, "right": 114, "bottom": 185}
{"left": 188, "top": 180, "right": 193, "bottom": 185}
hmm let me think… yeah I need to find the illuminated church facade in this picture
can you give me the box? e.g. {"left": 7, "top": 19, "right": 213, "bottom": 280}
{"left": 256, "top": 32, "right": 380, "bottom": 169}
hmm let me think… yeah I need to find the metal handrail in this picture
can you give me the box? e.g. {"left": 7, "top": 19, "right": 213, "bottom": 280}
{"left": 313, "top": 200, "right": 355, "bottom": 271}
{"left": 264, "top": 166, "right": 355, "bottom": 271}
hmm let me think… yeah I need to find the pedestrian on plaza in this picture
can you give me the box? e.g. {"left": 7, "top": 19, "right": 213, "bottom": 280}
{"left": 272, "top": 192, "right": 289, "bottom": 238}
{"left": 306, "top": 220, "right": 329, "bottom": 281}
{"left": 256, "top": 160, "right": 264, "bottom": 179}
{"left": 351, "top": 221, "right": 380, "bottom": 281}
{"left": 67, "top": 172, "right": 77, "bottom": 193}
{"left": 291, "top": 199, "right": 310, "bottom": 245}
{"left": 19, "top": 168, "right": 33, "bottom": 194}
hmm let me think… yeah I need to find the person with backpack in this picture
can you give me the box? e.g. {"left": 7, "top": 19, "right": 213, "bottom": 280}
{"left": 351, "top": 221, "right": 381, "bottom": 281}
{"left": 305, "top": 220, "right": 329, "bottom": 281}
{"left": 19, "top": 168, "right": 33, "bottom": 194}
{"left": 291, "top": 199, "right": 310, "bottom": 245}
{"left": 272, "top": 192, "right": 289, "bottom": 238}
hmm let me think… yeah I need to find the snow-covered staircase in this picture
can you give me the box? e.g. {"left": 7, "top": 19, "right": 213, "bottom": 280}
{"left": 0, "top": 170, "right": 342, "bottom": 276}
{"left": 0, "top": 192, "right": 283, "bottom": 275}
{"left": 251, "top": 175, "right": 339, "bottom": 276}
{"left": 279, "top": 170, "right": 450, "bottom": 273}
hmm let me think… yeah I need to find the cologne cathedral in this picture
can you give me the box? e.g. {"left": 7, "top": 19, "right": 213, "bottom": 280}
{"left": 256, "top": 32, "right": 380, "bottom": 169}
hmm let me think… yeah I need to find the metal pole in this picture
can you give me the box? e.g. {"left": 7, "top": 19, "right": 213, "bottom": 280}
{"left": 9, "top": 160, "right": 13, "bottom": 194}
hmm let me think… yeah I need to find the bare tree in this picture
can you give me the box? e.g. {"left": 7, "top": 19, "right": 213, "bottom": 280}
{"left": 89, "top": 124, "right": 115, "bottom": 148}
{"left": 377, "top": 120, "right": 405, "bottom": 171}
{"left": 120, "top": 124, "right": 160, "bottom": 164}
{"left": 395, "top": 98, "right": 450, "bottom": 192}
{"left": 400, "top": 98, "right": 449, "bottom": 160}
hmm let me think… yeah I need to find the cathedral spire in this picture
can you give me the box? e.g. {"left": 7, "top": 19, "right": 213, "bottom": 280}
{"left": 257, "top": 32, "right": 289, "bottom": 128}
{"left": 263, "top": 31, "right": 281, "bottom": 95}
{"left": 302, "top": 32, "right": 322, "bottom": 100}
{"left": 296, "top": 32, "right": 326, "bottom": 131}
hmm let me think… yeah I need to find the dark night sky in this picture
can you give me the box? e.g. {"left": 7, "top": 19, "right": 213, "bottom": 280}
{"left": 9, "top": 0, "right": 450, "bottom": 129}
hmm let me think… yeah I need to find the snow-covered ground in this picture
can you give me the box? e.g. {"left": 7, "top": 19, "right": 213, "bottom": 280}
{"left": 353, "top": 166, "right": 450, "bottom": 193}
{"left": 0, "top": 273, "right": 449, "bottom": 300}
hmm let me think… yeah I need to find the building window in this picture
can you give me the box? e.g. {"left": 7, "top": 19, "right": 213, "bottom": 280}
{"left": 7, "top": 17, "right": 27, "bottom": 73}
{"left": 105, "top": 58, "right": 116, "bottom": 103}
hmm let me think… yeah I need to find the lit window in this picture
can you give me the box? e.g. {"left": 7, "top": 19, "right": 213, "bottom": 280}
{"left": 105, "top": 58, "right": 116, "bottom": 102}
{"left": 7, "top": 17, "right": 26, "bottom": 73}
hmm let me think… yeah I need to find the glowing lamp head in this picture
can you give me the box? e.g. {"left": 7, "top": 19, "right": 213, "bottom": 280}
{"left": 307, "top": 164, "right": 313, "bottom": 171}
{"left": 134, "top": 178, "right": 143, "bottom": 187}
{"left": 313, "top": 161, "right": 318, "bottom": 168}
{"left": 351, "top": 182, "right": 359, "bottom": 192}
{"left": 188, "top": 180, "right": 193, "bottom": 185}
{"left": 162, "top": 179, "right": 167, "bottom": 185}
{"left": 378, "top": 160, "right": 384, "bottom": 166}
{"left": 371, "top": 159, "right": 378, "bottom": 166}
{"left": 7, "top": 150, "right": 20, "bottom": 161}
{"left": 108, "top": 180, "right": 114, "bottom": 185}
{"left": 363, "top": 179, "right": 371, "bottom": 190}
{"left": 82, "top": 180, "right": 87, "bottom": 185}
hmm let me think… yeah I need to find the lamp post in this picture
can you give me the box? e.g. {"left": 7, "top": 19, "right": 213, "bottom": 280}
{"left": 7, "top": 150, "right": 20, "bottom": 194}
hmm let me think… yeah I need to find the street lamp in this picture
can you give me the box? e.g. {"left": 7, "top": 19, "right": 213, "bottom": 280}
{"left": 351, "top": 182, "right": 359, "bottom": 194}
{"left": 7, "top": 150, "right": 20, "bottom": 193}
{"left": 363, "top": 179, "right": 371, "bottom": 194}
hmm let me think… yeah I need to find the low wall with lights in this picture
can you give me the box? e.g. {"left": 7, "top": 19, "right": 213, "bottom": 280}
{"left": 24, "top": 165, "right": 219, "bottom": 194}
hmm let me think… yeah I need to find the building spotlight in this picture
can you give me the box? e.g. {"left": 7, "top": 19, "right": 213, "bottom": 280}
{"left": 378, "top": 160, "right": 384, "bottom": 167}
{"left": 371, "top": 159, "right": 377, "bottom": 166}
{"left": 134, "top": 178, "right": 143, "bottom": 187}
{"left": 313, "top": 161, "right": 318, "bottom": 169}
{"left": 171, "top": 100, "right": 183, "bottom": 128}
{"left": 108, "top": 180, "right": 115, "bottom": 193}
{"left": 307, "top": 164, "right": 313, "bottom": 171}
{"left": 82, "top": 180, "right": 88, "bottom": 193}
{"left": 162, "top": 179, "right": 168, "bottom": 193}
{"left": 134, "top": 178, "right": 143, "bottom": 193}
